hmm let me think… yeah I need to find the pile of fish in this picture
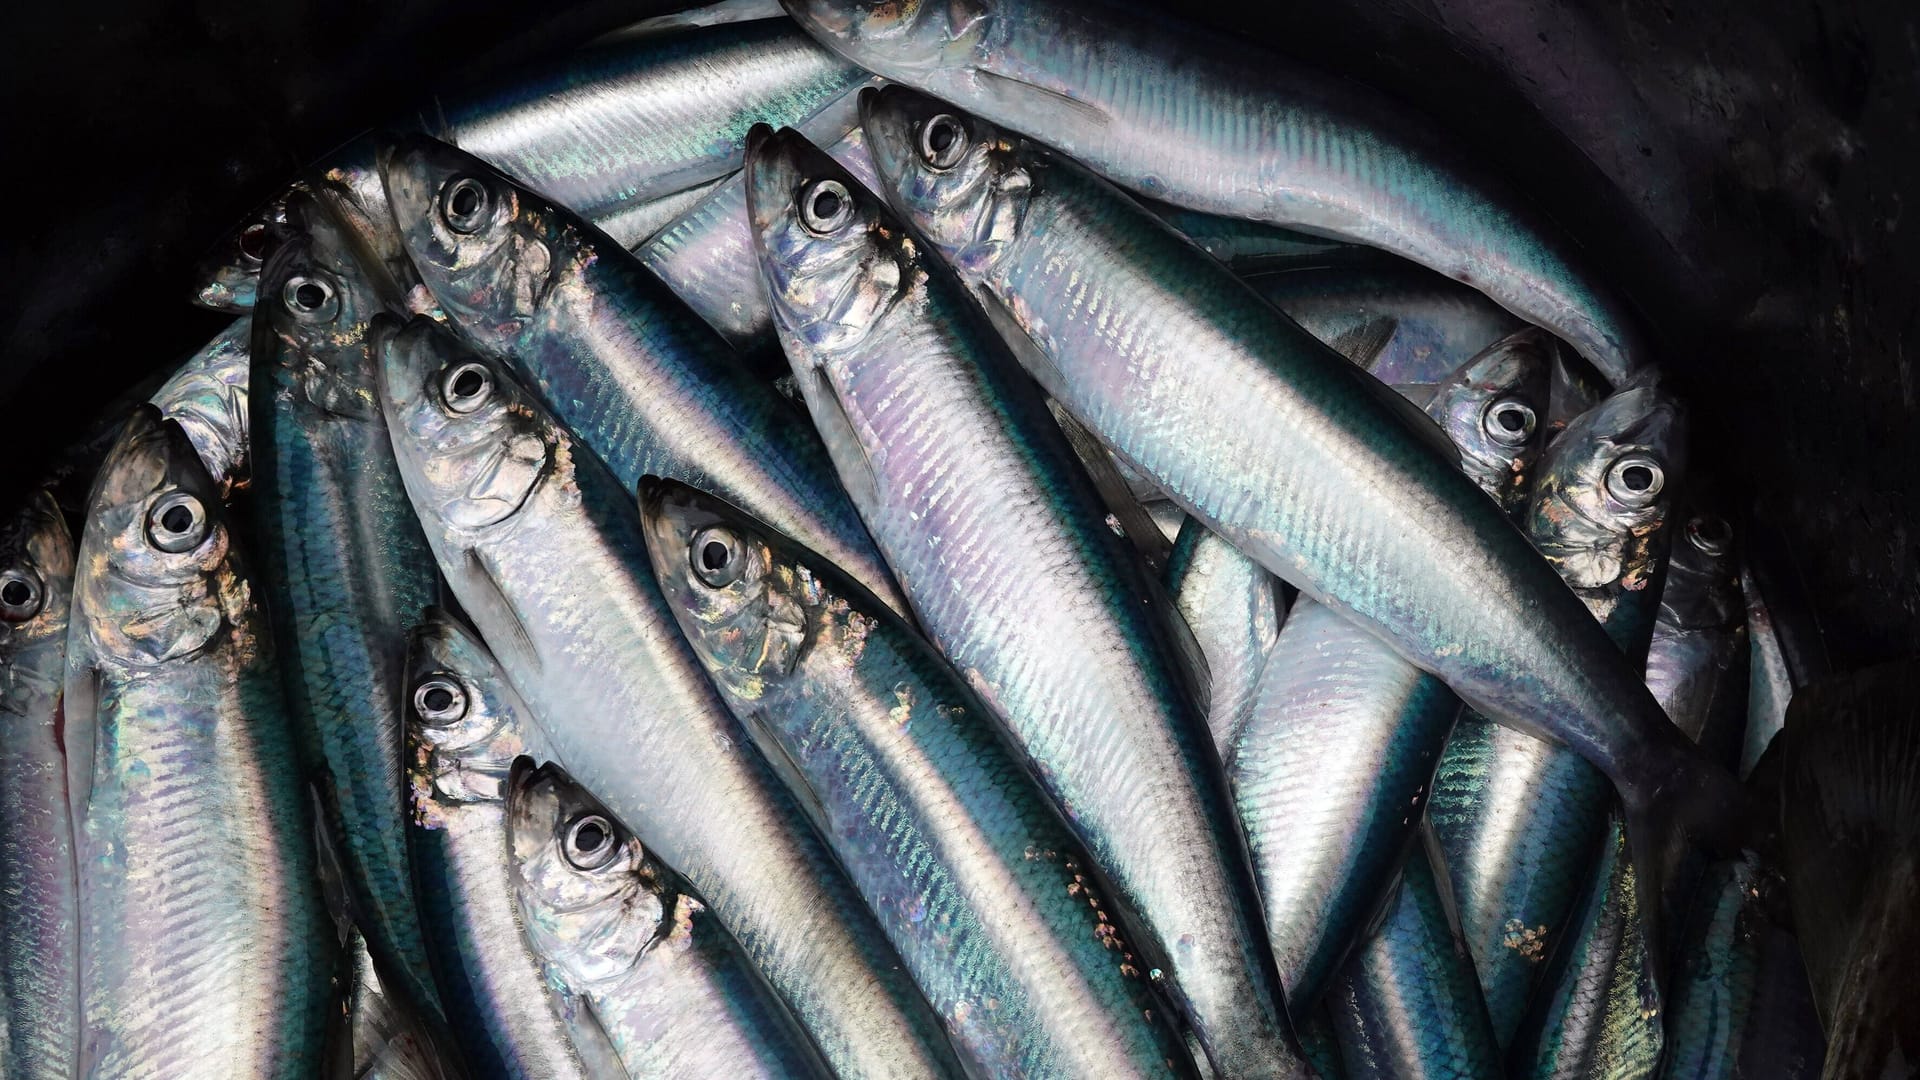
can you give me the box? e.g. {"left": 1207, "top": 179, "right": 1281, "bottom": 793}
{"left": 6, "top": 0, "right": 1912, "bottom": 1076}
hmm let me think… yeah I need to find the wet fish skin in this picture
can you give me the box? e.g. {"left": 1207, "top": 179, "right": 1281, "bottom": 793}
{"left": 745, "top": 124, "right": 1299, "bottom": 1078}
{"left": 0, "top": 491, "right": 78, "bottom": 1080}
{"left": 326, "top": 930, "right": 465, "bottom": 1080}
{"left": 643, "top": 478, "right": 1193, "bottom": 1078}
{"left": 374, "top": 315, "right": 963, "bottom": 1079}
{"left": 1737, "top": 565, "right": 1794, "bottom": 780}
{"left": 1423, "top": 328, "right": 1553, "bottom": 516}
{"left": 1247, "top": 264, "right": 1524, "bottom": 385}
{"left": 1645, "top": 510, "right": 1749, "bottom": 770}
{"left": 380, "top": 133, "right": 906, "bottom": 619}
{"left": 861, "top": 88, "right": 1741, "bottom": 965}
{"left": 251, "top": 193, "right": 446, "bottom": 1018}
{"left": 65, "top": 407, "right": 331, "bottom": 1078}
{"left": 403, "top": 611, "right": 609, "bottom": 1080}
{"left": 508, "top": 760, "right": 830, "bottom": 1080}
{"left": 1167, "top": 515, "right": 1284, "bottom": 757}
{"left": 1323, "top": 848, "right": 1504, "bottom": 1080}
{"left": 1427, "top": 378, "right": 1686, "bottom": 1046}
{"left": 1229, "top": 596, "right": 1460, "bottom": 1018}
{"left": 149, "top": 318, "right": 252, "bottom": 493}
{"left": 1143, "top": 203, "right": 1352, "bottom": 273}
{"left": 787, "top": 0, "right": 1647, "bottom": 383}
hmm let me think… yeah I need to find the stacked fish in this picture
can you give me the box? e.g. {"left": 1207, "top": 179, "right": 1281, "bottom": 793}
{"left": 11, "top": 0, "right": 1911, "bottom": 1077}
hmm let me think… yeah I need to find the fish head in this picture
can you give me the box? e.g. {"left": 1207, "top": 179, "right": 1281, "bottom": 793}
{"left": 746, "top": 123, "right": 912, "bottom": 354}
{"left": 507, "top": 759, "right": 665, "bottom": 987}
{"left": 0, "top": 490, "right": 75, "bottom": 657}
{"left": 404, "top": 609, "right": 530, "bottom": 809}
{"left": 1527, "top": 376, "right": 1687, "bottom": 591}
{"left": 190, "top": 192, "right": 292, "bottom": 312}
{"left": 637, "top": 479, "right": 814, "bottom": 702}
{"left": 860, "top": 85, "right": 1030, "bottom": 280}
{"left": 149, "top": 321, "right": 252, "bottom": 495}
{"left": 781, "top": 0, "right": 993, "bottom": 77}
{"left": 71, "top": 407, "right": 245, "bottom": 668}
{"left": 379, "top": 134, "right": 563, "bottom": 351}
{"left": 373, "top": 315, "right": 556, "bottom": 535}
{"left": 1657, "top": 506, "right": 1742, "bottom": 631}
{"left": 1426, "top": 327, "right": 1552, "bottom": 514}
{"left": 254, "top": 191, "right": 394, "bottom": 423}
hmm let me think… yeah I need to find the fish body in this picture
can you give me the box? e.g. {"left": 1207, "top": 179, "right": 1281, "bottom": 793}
{"left": 1645, "top": 511, "right": 1748, "bottom": 769}
{"left": 745, "top": 125, "right": 1297, "bottom": 1076}
{"left": 149, "top": 319, "right": 252, "bottom": 493}
{"left": 1167, "top": 515, "right": 1284, "bottom": 757}
{"left": 375, "top": 316, "right": 962, "bottom": 1079}
{"left": 65, "top": 408, "right": 331, "bottom": 1078}
{"left": 251, "top": 193, "right": 445, "bottom": 1017}
{"left": 507, "top": 761, "right": 829, "bottom": 1080}
{"left": 1143, "top": 203, "right": 1351, "bottom": 272}
{"left": 381, "top": 134, "right": 906, "bottom": 618}
{"left": 642, "top": 479, "right": 1192, "bottom": 1077}
{"left": 1248, "top": 264, "right": 1524, "bottom": 385}
{"left": 0, "top": 492, "right": 78, "bottom": 1080}
{"left": 786, "top": 0, "right": 1647, "bottom": 382}
{"left": 1230, "top": 596, "right": 1460, "bottom": 1017}
{"left": 327, "top": 930, "right": 464, "bottom": 1080}
{"left": 404, "top": 612, "right": 612, "bottom": 1079}
{"left": 1738, "top": 566, "right": 1794, "bottom": 780}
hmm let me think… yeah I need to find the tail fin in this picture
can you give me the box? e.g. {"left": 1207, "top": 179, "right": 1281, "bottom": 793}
{"left": 1779, "top": 657, "right": 1920, "bottom": 1031}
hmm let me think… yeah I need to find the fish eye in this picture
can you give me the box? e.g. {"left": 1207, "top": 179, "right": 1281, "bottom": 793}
{"left": 1482, "top": 398, "right": 1537, "bottom": 447}
{"left": 1685, "top": 514, "right": 1732, "bottom": 556}
{"left": 281, "top": 273, "right": 339, "bottom": 323}
{"left": 441, "top": 176, "right": 492, "bottom": 234}
{"left": 146, "top": 492, "right": 210, "bottom": 554}
{"left": 238, "top": 222, "right": 270, "bottom": 266}
{"left": 918, "top": 114, "right": 968, "bottom": 170}
{"left": 563, "top": 813, "right": 619, "bottom": 871}
{"left": 1604, "top": 455, "right": 1665, "bottom": 508}
{"left": 441, "top": 361, "right": 494, "bottom": 414}
{"left": 690, "top": 526, "right": 746, "bottom": 589}
{"left": 799, "top": 179, "right": 854, "bottom": 235}
{"left": 413, "top": 677, "right": 468, "bottom": 724}
{"left": 0, "top": 568, "right": 44, "bottom": 623}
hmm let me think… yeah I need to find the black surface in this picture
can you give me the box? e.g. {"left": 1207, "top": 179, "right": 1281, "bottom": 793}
{"left": 4, "top": 0, "right": 1913, "bottom": 670}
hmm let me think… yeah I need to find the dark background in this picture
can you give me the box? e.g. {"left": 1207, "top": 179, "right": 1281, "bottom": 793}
{"left": 4, "top": 0, "right": 1913, "bottom": 676}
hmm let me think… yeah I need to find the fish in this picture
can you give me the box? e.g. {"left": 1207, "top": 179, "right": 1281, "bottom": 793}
{"left": 1142, "top": 204, "right": 1354, "bottom": 273}
{"left": 1229, "top": 596, "right": 1461, "bottom": 1017}
{"left": 860, "top": 87, "right": 1743, "bottom": 986}
{"left": 1166, "top": 515, "right": 1286, "bottom": 757}
{"left": 641, "top": 479, "right": 1193, "bottom": 1077}
{"left": 785, "top": 0, "right": 1649, "bottom": 383}
{"left": 64, "top": 407, "right": 332, "bottom": 1077}
{"left": 639, "top": 117, "right": 883, "bottom": 354}
{"left": 1322, "top": 844, "right": 1504, "bottom": 1080}
{"left": 1426, "top": 376, "right": 1686, "bottom": 1045}
{"left": 194, "top": 19, "right": 871, "bottom": 312}
{"left": 1422, "top": 329, "right": 1553, "bottom": 516}
{"left": 380, "top": 133, "right": 907, "bottom": 619}
{"left": 250, "top": 191, "right": 447, "bottom": 1019}
{"left": 149, "top": 318, "right": 252, "bottom": 493}
{"left": 1645, "top": 509, "right": 1749, "bottom": 770}
{"left": 507, "top": 760, "right": 831, "bottom": 1079}
{"left": 403, "top": 609, "right": 620, "bottom": 1079}
{"left": 374, "top": 315, "right": 963, "bottom": 1079}
{"left": 1779, "top": 659, "right": 1920, "bottom": 1079}
{"left": 0, "top": 491, "right": 78, "bottom": 1080}
{"left": 744, "top": 123, "right": 1301, "bottom": 1077}
{"left": 326, "top": 930, "right": 464, "bottom": 1080}
{"left": 1247, "top": 264, "right": 1525, "bottom": 385}
{"left": 1738, "top": 565, "right": 1795, "bottom": 780}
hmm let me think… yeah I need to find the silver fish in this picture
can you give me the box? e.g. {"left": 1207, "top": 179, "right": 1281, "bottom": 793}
{"left": 1143, "top": 204, "right": 1351, "bottom": 272}
{"left": 642, "top": 479, "right": 1192, "bottom": 1078}
{"left": 149, "top": 319, "right": 251, "bottom": 493}
{"left": 1248, "top": 264, "right": 1525, "bottom": 385}
{"left": 0, "top": 491, "right": 78, "bottom": 1080}
{"left": 380, "top": 133, "right": 907, "bottom": 619}
{"left": 746, "top": 124, "right": 1300, "bottom": 1077}
{"left": 1737, "top": 565, "right": 1794, "bottom": 780}
{"left": 786, "top": 0, "right": 1648, "bottom": 383}
{"left": 1166, "top": 516, "right": 1285, "bottom": 757}
{"left": 326, "top": 930, "right": 463, "bottom": 1080}
{"left": 374, "top": 315, "right": 963, "bottom": 1079}
{"left": 1645, "top": 510, "right": 1748, "bottom": 769}
{"left": 508, "top": 760, "right": 828, "bottom": 1080}
{"left": 404, "top": 610, "right": 614, "bottom": 1079}
{"left": 65, "top": 407, "right": 331, "bottom": 1077}
{"left": 1229, "top": 597, "right": 1461, "bottom": 1017}
{"left": 1423, "top": 328, "right": 1553, "bottom": 516}
{"left": 860, "top": 88, "right": 1743, "bottom": 972}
